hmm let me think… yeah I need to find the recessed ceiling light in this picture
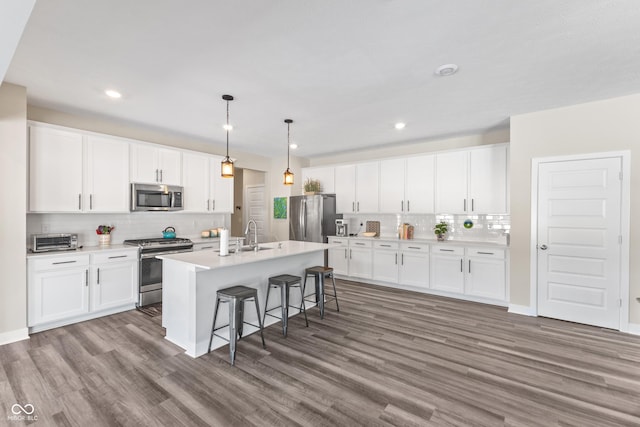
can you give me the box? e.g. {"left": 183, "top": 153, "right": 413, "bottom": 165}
{"left": 105, "top": 89, "right": 122, "bottom": 98}
{"left": 289, "top": 143, "right": 298, "bottom": 149}
{"left": 434, "top": 64, "right": 458, "bottom": 77}
{"left": 395, "top": 122, "right": 406, "bottom": 130}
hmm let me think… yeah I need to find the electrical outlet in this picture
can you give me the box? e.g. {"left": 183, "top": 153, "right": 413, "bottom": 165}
{"left": 42, "top": 224, "right": 50, "bottom": 233}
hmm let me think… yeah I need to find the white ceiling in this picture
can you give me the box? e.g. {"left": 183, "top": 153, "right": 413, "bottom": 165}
{"left": 6, "top": 1, "right": 640, "bottom": 158}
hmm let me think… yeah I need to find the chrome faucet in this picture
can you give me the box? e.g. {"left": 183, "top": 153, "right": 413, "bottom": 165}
{"left": 244, "top": 219, "right": 258, "bottom": 250}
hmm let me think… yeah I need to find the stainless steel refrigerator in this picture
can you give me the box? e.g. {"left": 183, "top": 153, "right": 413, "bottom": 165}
{"left": 289, "top": 194, "right": 340, "bottom": 243}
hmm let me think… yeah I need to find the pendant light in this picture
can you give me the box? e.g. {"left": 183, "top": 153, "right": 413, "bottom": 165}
{"left": 283, "top": 119, "right": 294, "bottom": 185}
{"left": 221, "top": 94, "right": 234, "bottom": 178}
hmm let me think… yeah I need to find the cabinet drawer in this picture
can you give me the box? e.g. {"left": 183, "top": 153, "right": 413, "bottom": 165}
{"left": 400, "top": 243, "right": 429, "bottom": 253}
{"left": 92, "top": 250, "right": 138, "bottom": 264}
{"left": 431, "top": 245, "right": 464, "bottom": 256}
{"left": 466, "top": 247, "right": 505, "bottom": 259}
{"left": 350, "top": 239, "right": 373, "bottom": 248}
{"left": 30, "top": 254, "right": 90, "bottom": 271}
{"left": 328, "top": 238, "right": 348, "bottom": 247}
{"left": 374, "top": 241, "right": 399, "bottom": 250}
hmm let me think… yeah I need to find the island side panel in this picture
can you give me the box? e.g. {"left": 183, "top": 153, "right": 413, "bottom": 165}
{"left": 162, "top": 260, "right": 199, "bottom": 355}
{"left": 192, "top": 250, "right": 324, "bottom": 358}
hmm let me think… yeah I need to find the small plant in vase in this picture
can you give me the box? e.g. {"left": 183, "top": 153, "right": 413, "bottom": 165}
{"left": 304, "top": 178, "right": 321, "bottom": 195}
{"left": 433, "top": 221, "right": 448, "bottom": 241}
{"left": 96, "top": 225, "right": 115, "bottom": 246}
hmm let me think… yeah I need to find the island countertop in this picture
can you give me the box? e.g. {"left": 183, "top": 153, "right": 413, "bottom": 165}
{"left": 157, "top": 240, "right": 333, "bottom": 270}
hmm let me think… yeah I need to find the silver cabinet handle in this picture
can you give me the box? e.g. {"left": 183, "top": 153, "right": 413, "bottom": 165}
{"left": 85, "top": 269, "right": 89, "bottom": 287}
{"left": 90, "top": 194, "right": 93, "bottom": 210}
{"left": 395, "top": 253, "right": 398, "bottom": 265}
{"left": 350, "top": 249, "right": 352, "bottom": 259}
{"left": 471, "top": 198, "right": 474, "bottom": 212}
{"left": 460, "top": 259, "right": 463, "bottom": 272}
{"left": 200, "top": 246, "right": 213, "bottom": 250}
{"left": 408, "top": 246, "right": 421, "bottom": 250}
{"left": 53, "top": 260, "right": 77, "bottom": 265}
{"left": 357, "top": 201, "right": 360, "bottom": 212}
{"left": 78, "top": 194, "right": 82, "bottom": 210}
{"left": 97, "top": 267, "right": 100, "bottom": 284}
{"left": 477, "top": 251, "right": 494, "bottom": 255}
{"left": 352, "top": 201, "right": 355, "bottom": 212}
{"left": 207, "top": 199, "right": 210, "bottom": 211}
{"left": 155, "top": 169, "right": 159, "bottom": 182}
{"left": 540, "top": 244, "right": 548, "bottom": 250}
{"left": 440, "top": 248, "right": 454, "bottom": 252}
{"left": 355, "top": 242, "right": 365, "bottom": 246}
{"left": 463, "top": 199, "right": 467, "bottom": 212}
{"left": 344, "top": 248, "right": 347, "bottom": 259}
{"left": 469, "top": 260, "right": 471, "bottom": 273}
{"left": 401, "top": 200, "right": 404, "bottom": 211}
{"left": 380, "top": 244, "right": 391, "bottom": 247}
{"left": 212, "top": 200, "right": 215, "bottom": 211}
{"left": 407, "top": 200, "right": 410, "bottom": 212}
{"left": 160, "top": 169, "right": 163, "bottom": 182}
{"left": 108, "top": 255, "right": 127, "bottom": 259}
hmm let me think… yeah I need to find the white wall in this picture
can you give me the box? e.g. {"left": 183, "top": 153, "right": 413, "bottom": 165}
{"left": 510, "top": 93, "right": 640, "bottom": 325}
{"left": 0, "top": 82, "right": 28, "bottom": 343}
{"left": 270, "top": 154, "right": 309, "bottom": 241}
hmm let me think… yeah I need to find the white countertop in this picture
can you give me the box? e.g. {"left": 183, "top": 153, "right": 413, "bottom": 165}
{"left": 27, "top": 243, "right": 137, "bottom": 258}
{"left": 332, "top": 235, "right": 509, "bottom": 248}
{"left": 157, "top": 240, "right": 332, "bottom": 270}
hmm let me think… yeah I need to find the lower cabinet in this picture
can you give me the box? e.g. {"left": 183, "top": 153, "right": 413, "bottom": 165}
{"left": 398, "top": 243, "right": 429, "bottom": 288}
{"left": 430, "top": 246, "right": 465, "bottom": 293}
{"left": 28, "top": 249, "right": 138, "bottom": 331}
{"left": 328, "top": 237, "right": 349, "bottom": 276}
{"left": 465, "top": 247, "right": 506, "bottom": 300}
{"left": 373, "top": 241, "right": 399, "bottom": 283}
{"left": 348, "top": 239, "right": 373, "bottom": 279}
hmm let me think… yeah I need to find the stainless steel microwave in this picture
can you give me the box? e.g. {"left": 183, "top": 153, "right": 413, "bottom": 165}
{"left": 130, "top": 183, "right": 184, "bottom": 211}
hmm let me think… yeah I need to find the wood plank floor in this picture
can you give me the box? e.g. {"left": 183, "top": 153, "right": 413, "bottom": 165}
{"left": 1, "top": 279, "right": 639, "bottom": 426}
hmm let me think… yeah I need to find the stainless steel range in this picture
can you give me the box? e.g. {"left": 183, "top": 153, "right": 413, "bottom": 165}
{"left": 124, "top": 237, "right": 193, "bottom": 306}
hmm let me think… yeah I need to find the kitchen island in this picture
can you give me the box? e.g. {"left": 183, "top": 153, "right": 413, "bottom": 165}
{"left": 158, "top": 240, "right": 330, "bottom": 358}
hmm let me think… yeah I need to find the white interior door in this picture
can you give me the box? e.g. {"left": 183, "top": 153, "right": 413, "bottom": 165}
{"left": 245, "top": 185, "right": 267, "bottom": 244}
{"left": 536, "top": 157, "right": 622, "bottom": 329}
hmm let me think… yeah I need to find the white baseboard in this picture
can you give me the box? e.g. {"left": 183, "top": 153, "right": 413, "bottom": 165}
{"left": 508, "top": 304, "right": 537, "bottom": 316}
{"left": 626, "top": 323, "right": 640, "bottom": 336}
{"left": 0, "top": 328, "right": 30, "bottom": 346}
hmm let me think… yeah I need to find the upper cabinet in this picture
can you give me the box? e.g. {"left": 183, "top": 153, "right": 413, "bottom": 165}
{"left": 130, "top": 143, "right": 182, "bottom": 185}
{"left": 436, "top": 145, "right": 508, "bottom": 214}
{"left": 182, "top": 152, "right": 233, "bottom": 213}
{"left": 379, "top": 155, "right": 435, "bottom": 213}
{"left": 301, "top": 166, "right": 335, "bottom": 194}
{"left": 29, "top": 125, "right": 129, "bottom": 213}
{"left": 335, "top": 162, "right": 379, "bottom": 214}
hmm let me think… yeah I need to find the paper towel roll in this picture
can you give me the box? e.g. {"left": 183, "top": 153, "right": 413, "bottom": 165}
{"left": 219, "top": 228, "right": 229, "bottom": 256}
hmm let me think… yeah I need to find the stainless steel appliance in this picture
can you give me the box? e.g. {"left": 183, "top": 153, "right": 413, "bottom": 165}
{"left": 289, "top": 194, "right": 340, "bottom": 243}
{"left": 335, "top": 219, "right": 348, "bottom": 237}
{"left": 32, "top": 233, "right": 78, "bottom": 252}
{"left": 124, "top": 237, "right": 193, "bottom": 306}
{"left": 130, "top": 183, "right": 184, "bottom": 212}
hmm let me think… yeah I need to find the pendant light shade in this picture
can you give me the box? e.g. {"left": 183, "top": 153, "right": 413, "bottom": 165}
{"left": 221, "top": 94, "right": 234, "bottom": 178}
{"left": 283, "top": 119, "right": 294, "bottom": 186}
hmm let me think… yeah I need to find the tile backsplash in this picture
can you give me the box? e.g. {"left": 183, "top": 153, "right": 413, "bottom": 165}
{"left": 27, "top": 213, "right": 230, "bottom": 247}
{"left": 342, "top": 213, "right": 510, "bottom": 244}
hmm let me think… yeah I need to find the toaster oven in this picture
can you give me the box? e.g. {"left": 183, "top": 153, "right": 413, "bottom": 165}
{"left": 32, "top": 233, "right": 79, "bottom": 252}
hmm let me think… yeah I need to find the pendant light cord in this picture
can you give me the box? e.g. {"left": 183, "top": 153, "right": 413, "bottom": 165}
{"left": 226, "top": 99, "right": 230, "bottom": 158}
{"left": 287, "top": 121, "right": 290, "bottom": 169}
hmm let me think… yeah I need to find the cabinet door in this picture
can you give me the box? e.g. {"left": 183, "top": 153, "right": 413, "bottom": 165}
{"left": 334, "top": 165, "right": 356, "bottom": 214}
{"left": 211, "top": 157, "right": 234, "bottom": 213}
{"left": 130, "top": 143, "right": 160, "bottom": 184}
{"left": 429, "top": 253, "right": 464, "bottom": 293}
{"left": 85, "top": 135, "right": 130, "bottom": 212}
{"left": 379, "top": 158, "right": 405, "bottom": 213}
{"left": 182, "top": 152, "right": 210, "bottom": 212}
{"left": 328, "top": 246, "right": 349, "bottom": 276}
{"left": 466, "top": 257, "right": 506, "bottom": 300}
{"left": 302, "top": 166, "right": 335, "bottom": 194}
{"left": 29, "top": 268, "right": 89, "bottom": 326}
{"left": 91, "top": 262, "right": 137, "bottom": 312}
{"left": 469, "top": 145, "right": 508, "bottom": 214}
{"left": 355, "top": 162, "right": 379, "bottom": 213}
{"left": 435, "top": 151, "right": 468, "bottom": 214}
{"left": 349, "top": 247, "right": 372, "bottom": 279}
{"left": 158, "top": 147, "right": 182, "bottom": 185}
{"left": 399, "top": 251, "right": 429, "bottom": 288}
{"left": 29, "top": 126, "right": 83, "bottom": 212}
{"left": 405, "top": 155, "right": 435, "bottom": 213}
{"left": 372, "top": 250, "right": 399, "bottom": 282}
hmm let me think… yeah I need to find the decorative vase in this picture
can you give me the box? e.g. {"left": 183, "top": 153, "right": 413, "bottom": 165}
{"left": 436, "top": 234, "right": 445, "bottom": 242}
{"left": 98, "top": 234, "right": 111, "bottom": 246}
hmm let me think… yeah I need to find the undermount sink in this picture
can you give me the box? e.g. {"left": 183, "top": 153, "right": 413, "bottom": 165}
{"left": 237, "top": 245, "right": 272, "bottom": 252}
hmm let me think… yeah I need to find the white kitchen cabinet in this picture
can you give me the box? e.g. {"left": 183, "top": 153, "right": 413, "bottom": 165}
{"left": 465, "top": 247, "right": 506, "bottom": 301}
{"left": 328, "top": 237, "right": 349, "bottom": 276}
{"left": 84, "top": 135, "right": 130, "bottom": 212}
{"left": 28, "top": 254, "right": 90, "bottom": 326}
{"left": 90, "top": 251, "right": 138, "bottom": 312}
{"left": 302, "top": 166, "right": 335, "bottom": 194}
{"left": 29, "top": 126, "right": 84, "bottom": 212}
{"left": 130, "top": 143, "right": 182, "bottom": 185}
{"left": 435, "top": 145, "right": 508, "bottom": 214}
{"left": 379, "top": 155, "right": 435, "bottom": 214}
{"left": 348, "top": 239, "right": 372, "bottom": 279}
{"left": 182, "top": 152, "right": 234, "bottom": 213}
{"left": 334, "top": 162, "right": 379, "bottom": 214}
{"left": 430, "top": 246, "right": 465, "bottom": 293}
{"left": 372, "top": 241, "right": 399, "bottom": 283}
{"left": 399, "top": 242, "right": 429, "bottom": 288}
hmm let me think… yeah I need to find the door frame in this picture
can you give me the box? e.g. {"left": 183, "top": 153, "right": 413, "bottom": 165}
{"left": 244, "top": 184, "right": 267, "bottom": 242}
{"left": 529, "top": 150, "right": 631, "bottom": 331}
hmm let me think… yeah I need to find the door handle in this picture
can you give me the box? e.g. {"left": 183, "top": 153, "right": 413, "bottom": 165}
{"left": 539, "top": 244, "right": 548, "bottom": 250}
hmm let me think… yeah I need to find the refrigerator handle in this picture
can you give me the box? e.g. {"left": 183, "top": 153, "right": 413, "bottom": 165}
{"left": 302, "top": 199, "right": 307, "bottom": 240}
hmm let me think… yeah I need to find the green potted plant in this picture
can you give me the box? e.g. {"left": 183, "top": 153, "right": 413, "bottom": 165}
{"left": 433, "top": 221, "right": 448, "bottom": 241}
{"left": 304, "top": 178, "right": 321, "bottom": 195}
{"left": 96, "top": 225, "right": 115, "bottom": 246}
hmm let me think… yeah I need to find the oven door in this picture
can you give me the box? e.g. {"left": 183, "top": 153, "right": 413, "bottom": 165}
{"left": 139, "top": 255, "right": 163, "bottom": 306}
